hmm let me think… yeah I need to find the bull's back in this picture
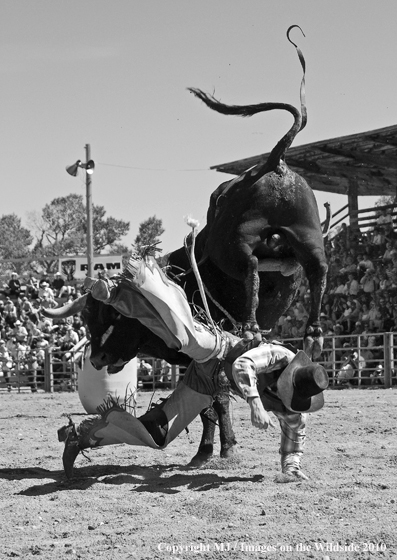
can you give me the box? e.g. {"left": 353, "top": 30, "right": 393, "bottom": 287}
{"left": 206, "top": 165, "right": 322, "bottom": 251}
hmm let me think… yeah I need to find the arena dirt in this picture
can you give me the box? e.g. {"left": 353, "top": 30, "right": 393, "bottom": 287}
{"left": 0, "top": 388, "right": 396, "bottom": 560}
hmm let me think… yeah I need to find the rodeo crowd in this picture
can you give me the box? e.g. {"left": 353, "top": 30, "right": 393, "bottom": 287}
{"left": 271, "top": 209, "right": 397, "bottom": 375}
{"left": 0, "top": 272, "right": 86, "bottom": 392}
{"left": 1, "top": 210, "right": 396, "bottom": 391}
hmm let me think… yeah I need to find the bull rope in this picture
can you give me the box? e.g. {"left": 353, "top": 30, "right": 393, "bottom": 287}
{"left": 182, "top": 232, "right": 239, "bottom": 328}
{"left": 185, "top": 218, "right": 223, "bottom": 350}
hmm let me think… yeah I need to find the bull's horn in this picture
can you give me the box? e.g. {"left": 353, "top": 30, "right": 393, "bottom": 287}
{"left": 41, "top": 293, "right": 89, "bottom": 319}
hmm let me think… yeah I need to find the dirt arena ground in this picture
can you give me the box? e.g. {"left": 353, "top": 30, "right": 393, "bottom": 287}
{"left": 0, "top": 387, "right": 396, "bottom": 560}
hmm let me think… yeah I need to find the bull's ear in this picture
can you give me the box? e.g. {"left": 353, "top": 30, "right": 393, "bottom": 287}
{"left": 41, "top": 293, "right": 89, "bottom": 319}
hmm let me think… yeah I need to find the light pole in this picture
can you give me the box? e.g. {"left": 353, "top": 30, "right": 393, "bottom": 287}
{"left": 66, "top": 144, "right": 95, "bottom": 277}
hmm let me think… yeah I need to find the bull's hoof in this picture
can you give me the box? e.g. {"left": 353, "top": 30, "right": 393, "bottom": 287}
{"left": 187, "top": 446, "right": 213, "bottom": 468}
{"left": 242, "top": 323, "right": 260, "bottom": 337}
{"left": 220, "top": 444, "right": 238, "bottom": 459}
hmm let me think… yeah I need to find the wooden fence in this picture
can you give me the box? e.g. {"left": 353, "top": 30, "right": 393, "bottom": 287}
{"left": 327, "top": 203, "right": 397, "bottom": 235}
{"left": 284, "top": 331, "right": 397, "bottom": 388}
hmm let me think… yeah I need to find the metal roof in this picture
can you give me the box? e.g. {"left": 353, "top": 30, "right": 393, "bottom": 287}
{"left": 210, "top": 124, "right": 397, "bottom": 197}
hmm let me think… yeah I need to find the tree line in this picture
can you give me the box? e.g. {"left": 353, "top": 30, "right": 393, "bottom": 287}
{"left": 0, "top": 193, "right": 164, "bottom": 276}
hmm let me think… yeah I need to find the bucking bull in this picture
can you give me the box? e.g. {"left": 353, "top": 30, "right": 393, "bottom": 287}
{"left": 43, "top": 26, "right": 328, "bottom": 467}
{"left": 167, "top": 26, "right": 329, "bottom": 359}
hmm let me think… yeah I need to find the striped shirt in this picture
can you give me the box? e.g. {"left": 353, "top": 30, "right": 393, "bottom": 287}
{"left": 231, "top": 343, "right": 295, "bottom": 400}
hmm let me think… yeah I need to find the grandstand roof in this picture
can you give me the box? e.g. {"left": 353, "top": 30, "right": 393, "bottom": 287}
{"left": 210, "top": 124, "right": 397, "bottom": 197}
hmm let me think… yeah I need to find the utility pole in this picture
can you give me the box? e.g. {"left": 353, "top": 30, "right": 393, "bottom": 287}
{"left": 66, "top": 146, "right": 95, "bottom": 277}
{"left": 85, "top": 144, "right": 94, "bottom": 278}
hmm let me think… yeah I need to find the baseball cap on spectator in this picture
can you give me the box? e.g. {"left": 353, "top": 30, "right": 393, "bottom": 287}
{"left": 14, "top": 320, "right": 21, "bottom": 325}
{"left": 41, "top": 282, "right": 49, "bottom": 287}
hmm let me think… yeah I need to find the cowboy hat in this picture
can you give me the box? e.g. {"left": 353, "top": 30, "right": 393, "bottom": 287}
{"left": 277, "top": 351, "right": 329, "bottom": 413}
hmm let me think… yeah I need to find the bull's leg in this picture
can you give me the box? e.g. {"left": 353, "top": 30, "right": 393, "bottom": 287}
{"left": 213, "top": 393, "right": 238, "bottom": 458}
{"left": 303, "top": 255, "right": 328, "bottom": 359}
{"left": 242, "top": 254, "right": 260, "bottom": 333}
{"left": 187, "top": 406, "right": 217, "bottom": 467}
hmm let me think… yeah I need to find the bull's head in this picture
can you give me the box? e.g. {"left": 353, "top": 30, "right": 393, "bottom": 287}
{"left": 42, "top": 294, "right": 141, "bottom": 373}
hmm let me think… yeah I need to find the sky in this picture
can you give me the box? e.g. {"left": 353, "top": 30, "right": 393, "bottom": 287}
{"left": 1, "top": 0, "right": 396, "bottom": 254}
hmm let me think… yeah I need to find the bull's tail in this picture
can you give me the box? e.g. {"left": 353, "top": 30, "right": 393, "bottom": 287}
{"left": 188, "top": 25, "right": 307, "bottom": 178}
{"left": 188, "top": 91, "right": 302, "bottom": 169}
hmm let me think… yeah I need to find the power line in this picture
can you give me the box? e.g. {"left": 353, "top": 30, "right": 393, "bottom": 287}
{"left": 97, "top": 162, "right": 212, "bottom": 172}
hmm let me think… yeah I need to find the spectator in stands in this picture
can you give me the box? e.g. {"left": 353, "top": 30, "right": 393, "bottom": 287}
{"left": 351, "top": 320, "right": 363, "bottom": 335}
{"left": 340, "top": 255, "right": 357, "bottom": 277}
{"left": 328, "top": 256, "right": 342, "bottom": 280}
{"left": 38, "top": 282, "right": 54, "bottom": 300}
{"left": 383, "top": 242, "right": 395, "bottom": 262}
{"left": 376, "top": 208, "right": 392, "bottom": 227}
{"left": 281, "top": 316, "right": 293, "bottom": 338}
{"left": 19, "top": 296, "right": 33, "bottom": 320}
{"left": 0, "top": 339, "right": 12, "bottom": 391}
{"left": 139, "top": 359, "right": 152, "bottom": 376}
{"left": 3, "top": 298, "right": 17, "bottom": 327}
{"left": 12, "top": 320, "right": 28, "bottom": 343}
{"left": 291, "top": 318, "right": 305, "bottom": 339}
{"left": 378, "top": 297, "right": 393, "bottom": 331}
{"left": 333, "top": 323, "right": 345, "bottom": 361}
{"left": 25, "top": 317, "right": 42, "bottom": 339}
{"left": 51, "top": 272, "right": 67, "bottom": 298}
{"left": 39, "top": 274, "right": 51, "bottom": 288}
{"left": 71, "top": 314, "right": 83, "bottom": 332}
{"left": 320, "top": 312, "right": 333, "bottom": 333}
{"left": 344, "top": 272, "right": 359, "bottom": 297}
{"left": 384, "top": 222, "right": 397, "bottom": 243}
{"left": 372, "top": 226, "right": 386, "bottom": 255}
{"left": 334, "top": 276, "right": 346, "bottom": 295}
{"left": 368, "top": 300, "right": 382, "bottom": 331}
{"left": 6, "top": 337, "right": 18, "bottom": 361}
{"left": 340, "top": 300, "right": 360, "bottom": 333}
{"left": 62, "top": 324, "right": 79, "bottom": 346}
{"left": 8, "top": 272, "right": 21, "bottom": 297}
{"left": 26, "top": 274, "right": 39, "bottom": 299}
{"left": 26, "top": 350, "right": 39, "bottom": 393}
{"left": 358, "top": 254, "right": 375, "bottom": 274}
{"left": 378, "top": 272, "right": 391, "bottom": 293}
{"left": 360, "top": 269, "right": 378, "bottom": 300}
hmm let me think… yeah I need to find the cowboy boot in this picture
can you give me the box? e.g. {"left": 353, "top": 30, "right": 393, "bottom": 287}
{"left": 280, "top": 452, "right": 309, "bottom": 480}
{"left": 58, "top": 419, "right": 88, "bottom": 480}
{"left": 58, "top": 414, "right": 124, "bottom": 479}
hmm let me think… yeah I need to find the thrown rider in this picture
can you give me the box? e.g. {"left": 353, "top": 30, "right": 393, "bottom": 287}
{"left": 58, "top": 248, "right": 328, "bottom": 481}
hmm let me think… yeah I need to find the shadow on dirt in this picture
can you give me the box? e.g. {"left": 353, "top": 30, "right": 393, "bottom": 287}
{"left": 0, "top": 463, "right": 265, "bottom": 497}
